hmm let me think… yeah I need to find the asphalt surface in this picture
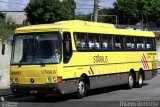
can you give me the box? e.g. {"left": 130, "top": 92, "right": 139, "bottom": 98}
{"left": 0, "top": 73, "right": 160, "bottom": 107}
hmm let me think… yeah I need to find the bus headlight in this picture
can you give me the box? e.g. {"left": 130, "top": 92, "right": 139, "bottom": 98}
{"left": 15, "top": 78, "right": 19, "bottom": 83}
{"left": 53, "top": 77, "right": 57, "bottom": 83}
{"left": 48, "top": 77, "right": 57, "bottom": 83}
{"left": 48, "top": 77, "right": 53, "bottom": 83}
{"left": 11, "top": 78, "right": 18, "bottom": 83}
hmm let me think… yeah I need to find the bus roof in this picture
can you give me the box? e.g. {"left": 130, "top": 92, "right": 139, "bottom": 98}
{"left": 15, "top": 20, "right": 155, "bottom": 37}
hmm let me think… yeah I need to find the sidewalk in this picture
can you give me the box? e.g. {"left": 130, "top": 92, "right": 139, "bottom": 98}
{"left": 0, "top": 89, "right": 12, "bottom": 96}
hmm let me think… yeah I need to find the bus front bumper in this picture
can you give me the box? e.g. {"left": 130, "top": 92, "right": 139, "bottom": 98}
{"left": 10, "top": 80, "right": 78, "bottom": 95}
{"left": 10, "top": 84, "right": 62, "bottom": 95}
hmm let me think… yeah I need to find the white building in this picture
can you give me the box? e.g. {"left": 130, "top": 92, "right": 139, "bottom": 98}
{"left": 1, "top": 11, "right": 27, "bottom": 25}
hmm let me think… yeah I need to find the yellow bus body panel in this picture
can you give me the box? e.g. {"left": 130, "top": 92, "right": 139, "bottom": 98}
{"left": 11, "top": 20, "right": 157, "bottom": 89}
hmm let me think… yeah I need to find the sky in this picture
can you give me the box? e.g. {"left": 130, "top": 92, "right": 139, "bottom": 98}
{"left": 76, "top": 0, "right": 117, "bottom": 14}
{"left": 0, "top": 0, "right": 117, "bottom": 13}
{"left": 0, "top": 0, "right": 29, "bottom": 11}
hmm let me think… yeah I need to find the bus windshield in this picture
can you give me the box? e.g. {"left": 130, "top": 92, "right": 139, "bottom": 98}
{"left": 11, "top": 32, "right": 62, "bottom": 65}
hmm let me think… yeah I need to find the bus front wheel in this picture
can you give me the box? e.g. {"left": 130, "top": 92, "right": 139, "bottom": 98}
{"left": 76, "top": 77, "right": 87, "bottom": 98}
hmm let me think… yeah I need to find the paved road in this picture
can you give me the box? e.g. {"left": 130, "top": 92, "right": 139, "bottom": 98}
{"left": 1, "top": 73, "right": 160, "bottom": 107}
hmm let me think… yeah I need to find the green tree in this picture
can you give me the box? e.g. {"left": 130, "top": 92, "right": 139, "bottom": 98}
{"left": 112, "top": 0, "right": 160, "bottom": 27}
{"left": 25, "top": 0, "right": 76, "bottom": 25}
{"left": 113, "top": 0, "right": 138, "bottom": 25}
{"left": 0, "top": 12, "right": 5, "bottom": 19}
{"left": 75, "top": 13, "right": 92, "bottom": 21}
{"left": 0, "top": 18, "right": 15, "bottom": 40}
{"left": 0, "top": 16, "right": 17, "bottom": 40}
{"left": 97, "top": 8, "right": 117, "bottom": 24}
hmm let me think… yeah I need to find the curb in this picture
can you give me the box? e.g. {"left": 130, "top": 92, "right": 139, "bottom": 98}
{"left": 0, "top": 89, "right": 12, "bottom": 96}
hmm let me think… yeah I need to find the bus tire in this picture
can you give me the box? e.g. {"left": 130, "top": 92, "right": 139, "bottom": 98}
{"left": 76, "top": 77, "right": 87, "bottom": 98}
{"left": 127, "top": 72, "right": 135, "bottom": 89}
{"left": 135, "top": 71, "right": 143, "bottom": 88}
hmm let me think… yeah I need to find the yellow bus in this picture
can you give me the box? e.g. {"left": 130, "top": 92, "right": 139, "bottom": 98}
{"left": 10, "top": 20, "right": 158, "bottom": 98}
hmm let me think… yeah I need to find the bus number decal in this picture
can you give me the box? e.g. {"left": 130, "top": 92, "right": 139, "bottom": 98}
{"left": 41, "top": 70, "right": 56, "bottom": 74}
{"left": 93, "top": 54, "right": 108, "bottom": 64}
{"left": 11, "top": 71, "right": 21, "bottom": 75}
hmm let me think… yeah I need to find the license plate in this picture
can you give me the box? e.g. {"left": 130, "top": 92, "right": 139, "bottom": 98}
{"left": 30, "top": 90, "right": 38, "bottom": 94}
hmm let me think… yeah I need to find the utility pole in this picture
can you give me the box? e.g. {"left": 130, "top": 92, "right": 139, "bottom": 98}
{"left": 93, "top": 0, "right": 100, "bottom": 22}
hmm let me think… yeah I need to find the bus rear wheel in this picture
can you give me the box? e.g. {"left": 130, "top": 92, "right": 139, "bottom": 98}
{"left": 127, "top": 72, "right": 135, "bottom": 89}
{"left": 135, "top": 71, "right": 143, "bottom": 88}
{"left": 76, "top": 77, "right": 87, "bottom": 98}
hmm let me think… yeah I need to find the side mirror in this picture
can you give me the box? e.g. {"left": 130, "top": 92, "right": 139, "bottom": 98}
{"left": 2, "top": 42, "right": 5, "bottom": 55}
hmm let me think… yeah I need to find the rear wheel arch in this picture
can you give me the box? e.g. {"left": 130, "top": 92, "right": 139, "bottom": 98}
{"left": 80, "top": 73, "right": 90, "bottom": 90}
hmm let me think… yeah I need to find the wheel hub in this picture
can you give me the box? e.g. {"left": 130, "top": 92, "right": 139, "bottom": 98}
{"left": 78, "top": 81, "right": 85, "bottom": 94}
{"left": 139, "top": 75, "right": 143, "bottom": 84}
{"left": 129, "top": 75, "right": 133, "bottom": 87}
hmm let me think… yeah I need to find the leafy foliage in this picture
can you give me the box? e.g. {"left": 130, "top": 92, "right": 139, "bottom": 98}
{"left": 113, "top": 0, "right": 160, "bottom": 27}
{"left": 76, "top": 0, "right": 160, "bottom": 27}
{"left": 0, "top": 12, "right": 17, "bottom": 40}
{"left": 25, "top": 0, "right": 76, "bottom": 24}
{"left": 0, "top": 12, "right": 5, "bottom": 19}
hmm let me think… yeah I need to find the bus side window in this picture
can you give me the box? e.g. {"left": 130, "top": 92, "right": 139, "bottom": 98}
{"left": 126, "top": 36, "right": 135, "bottom": 49}
{"left": 88, "top": 34, "right": 101, "bottom": 50}
{"left": 63, "top": 32, "right": 72, "bottom": 63}
{"left": 74, "top": 33, "right": 87, "bottom": 50}
{"left": 114, "top": 36, "right": 122, "bottom": 49}
{"left": 114, "top": 35, "right": 126, "bottom": 50}
{"left": 102, "top": 35, "right": 108, "bottom": 50}
{"left": 88, "top": 34, "right": 94, "bottom": 50}
{"left": 146, "top": 38, "right": 155, "bottom": 50}
{"left": 2, "top": 42, "right": 5, "bottom": 55}
{"left": 95, "top": 34, "right": 101, "bottom": 49}
{"left": 136, "top": 37, "right": 145, "bottom": 49}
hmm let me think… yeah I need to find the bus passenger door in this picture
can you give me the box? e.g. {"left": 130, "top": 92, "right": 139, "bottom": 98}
{"left": 63, "top": 32, "right": 72, "bottom": 63}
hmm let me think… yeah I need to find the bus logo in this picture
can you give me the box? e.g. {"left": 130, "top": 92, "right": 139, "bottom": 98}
{"left": 141, "top": 54, "right": 149, "bottom": 69}
{"left": 88, "top": 67, "right": 94, "bottom": 75}
{"left": 30, "top": 78, "right": 35, "bottom": 83}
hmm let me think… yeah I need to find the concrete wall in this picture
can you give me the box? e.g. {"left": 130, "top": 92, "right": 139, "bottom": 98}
{"left": 0, "top": 41, "right": 11, "bottom": 89}
{"left": 1, "top": 11, "right": 27, "bottom": 25}
{"left": 156, "top": 40, "right": 160, "bottom": 68}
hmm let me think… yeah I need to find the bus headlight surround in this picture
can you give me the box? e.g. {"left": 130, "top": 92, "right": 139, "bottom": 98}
{"left": 48, "top": 77, "right": 53, "bottom": 83}
{"left": 48, "top": 77, "right": 57, "bottom": 83}
{"left": 11, "top": 78, "right": 18, "bottom": 83}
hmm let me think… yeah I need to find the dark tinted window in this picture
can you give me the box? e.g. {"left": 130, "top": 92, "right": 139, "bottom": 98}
{"left": 74, "top": 32, "right": 156, "bottom": 51}
{"left": 126, "top": 36, "right": 135, "bottom": 49}
{"left": 114, "top": 36, "right": 125, "bottom": 49}
{"left": 74, "top": 33, "right": 87, "bottom": 50}
{"left": 146, "top": 38, "right": 155, "bottom": 50}
{"left": 102, "top": 35, "right": 113, "bottom": 50}
{"left": 88, "top": 34, "right": 101, "bottom": 50}
{"left": 136, "top": 37, "right": 145, "bottom": 49}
